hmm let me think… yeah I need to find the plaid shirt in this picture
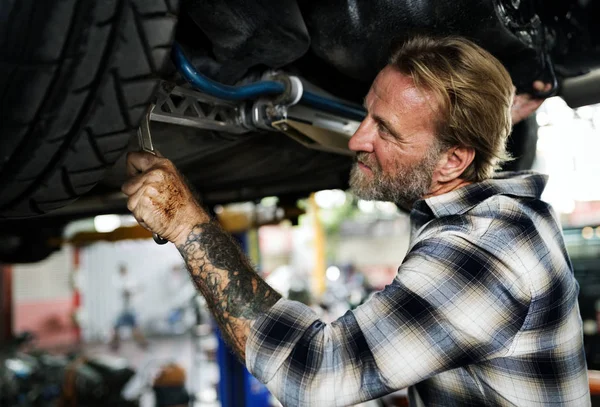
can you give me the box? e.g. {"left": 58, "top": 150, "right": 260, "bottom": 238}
{"left": 246, "top": 172, "right": 590, "bottom": 406}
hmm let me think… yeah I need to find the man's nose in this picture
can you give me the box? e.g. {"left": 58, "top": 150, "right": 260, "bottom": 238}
{"left": 348, "top": 118, "right": 375, "bottom": 153}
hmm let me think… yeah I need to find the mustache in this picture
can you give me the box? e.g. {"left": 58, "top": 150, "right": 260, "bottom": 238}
{"left": 355, "top": 152, "right": 375, "bottom": 168}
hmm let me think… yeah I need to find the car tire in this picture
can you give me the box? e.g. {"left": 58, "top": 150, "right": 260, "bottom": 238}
{"left": 0, "top": 0, "right": 179, "bottom": 218}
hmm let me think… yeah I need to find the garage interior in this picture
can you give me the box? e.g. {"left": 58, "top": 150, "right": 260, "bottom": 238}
{"left": 1, "top": 98, "right": 600, "bottom": 406}
{"left": 2, "top": 0, "right": 600, "bottom": 406}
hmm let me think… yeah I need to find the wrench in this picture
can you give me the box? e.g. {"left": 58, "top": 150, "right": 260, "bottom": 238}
{"left": 137, "top": 104, "right": 169, "bottom": 245}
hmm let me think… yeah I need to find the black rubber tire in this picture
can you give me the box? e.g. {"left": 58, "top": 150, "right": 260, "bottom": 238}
{"left": 0, "top": 0, "right": 179, "bottom": 218}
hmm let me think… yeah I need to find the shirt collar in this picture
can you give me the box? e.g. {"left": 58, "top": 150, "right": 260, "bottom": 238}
{"left": 413, "top": 171, "right": 549, "bottom": 219}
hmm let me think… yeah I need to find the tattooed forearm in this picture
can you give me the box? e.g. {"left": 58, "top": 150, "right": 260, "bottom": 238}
{"left": 177, "top": 222, "right": 282, "bottom": 361}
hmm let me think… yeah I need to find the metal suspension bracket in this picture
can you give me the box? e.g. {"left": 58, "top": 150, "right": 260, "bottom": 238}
{"left": 267, "top": 103, "right": 359, "bottom": 156}
{"left": 150, "top": 81, "right": 251, "bottom": 134}
{"left": 151, "top": 72, "right": 363, "bottom": 156}
{"left": 165, "top": 42, "right": 365, "bottom": 155}
{"left": 251, "top": 73, "right": 361, "bottom": 156}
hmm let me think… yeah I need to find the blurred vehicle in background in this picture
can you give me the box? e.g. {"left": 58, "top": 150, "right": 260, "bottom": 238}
{"left": 0, "top": 332, "right": 66, "bottom": 406}
{"left": 0, "top": 331, "right": 140, "bottom": 407}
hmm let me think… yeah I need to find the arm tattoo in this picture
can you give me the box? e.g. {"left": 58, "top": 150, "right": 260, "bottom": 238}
{"left": 177, "top": 222, "right": 281, "bottom": 361}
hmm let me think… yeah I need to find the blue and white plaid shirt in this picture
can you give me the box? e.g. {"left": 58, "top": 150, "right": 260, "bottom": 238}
{"left": 246, "top": 172, "right": 590, "bottom": 406}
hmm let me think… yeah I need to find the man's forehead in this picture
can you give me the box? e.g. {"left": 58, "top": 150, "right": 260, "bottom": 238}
{"left": 367, "top": 66, "right": 437, "bottom": 115}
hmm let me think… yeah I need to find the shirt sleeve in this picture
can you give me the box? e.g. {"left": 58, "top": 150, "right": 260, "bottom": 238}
{"left": 246, "top": 234, "right": 531, "bottom": 406}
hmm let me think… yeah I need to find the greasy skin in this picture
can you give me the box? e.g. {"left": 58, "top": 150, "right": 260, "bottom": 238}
{"left": 122, "top": 151, "right": 281, "bottom": 361}
{"left": 177, "top": 223, "right": 281, "bottom": 359}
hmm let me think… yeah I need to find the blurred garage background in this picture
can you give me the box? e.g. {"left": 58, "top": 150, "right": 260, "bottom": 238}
{"left": 2, "top": 98, "right": 600, "bottom": 406}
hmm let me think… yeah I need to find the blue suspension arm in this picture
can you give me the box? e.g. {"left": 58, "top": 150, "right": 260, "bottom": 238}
{"left": 172, "top": 43, "right": 286, "bottom": 100}
{"left": 172, "top": 42, "right": 366, "bottom": 121}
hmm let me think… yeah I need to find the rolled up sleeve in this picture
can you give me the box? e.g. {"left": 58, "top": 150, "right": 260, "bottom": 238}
{"left": 246, "top": 235, "right": 530, "bottom": 406}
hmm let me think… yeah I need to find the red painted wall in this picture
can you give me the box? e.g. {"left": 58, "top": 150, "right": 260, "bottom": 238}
{"left": 13, "top": 298, "right": 76, "bottom": 349}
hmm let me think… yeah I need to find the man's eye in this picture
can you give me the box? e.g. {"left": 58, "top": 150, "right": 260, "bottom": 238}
{"left": 377, "top": 124, "right": 396, "bottom": 140}
{"left": 376, "top": 123, "right": 403, "bottom": 143}
{"left": 377, "top": 123, "right": 389, "bottom": 134}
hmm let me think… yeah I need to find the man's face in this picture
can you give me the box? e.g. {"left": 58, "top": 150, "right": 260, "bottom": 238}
{"left": 348, "top": 66, "right": 443, "bottom": 210}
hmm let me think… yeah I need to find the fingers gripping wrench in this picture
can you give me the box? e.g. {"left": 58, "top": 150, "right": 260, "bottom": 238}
{"left": 138, "top": 104, "right": 169, "bottom": 245}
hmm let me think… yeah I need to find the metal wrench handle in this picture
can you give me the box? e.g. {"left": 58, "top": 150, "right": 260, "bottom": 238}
{"left": 138, "top": 104, "right": 169, "bottom": 245}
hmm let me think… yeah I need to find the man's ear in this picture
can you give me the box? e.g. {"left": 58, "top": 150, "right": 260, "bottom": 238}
{"left": 434, "top": 146, "right": 475, "bottom": 183}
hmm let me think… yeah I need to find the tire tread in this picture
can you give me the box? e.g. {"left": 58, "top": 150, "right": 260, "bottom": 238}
{"left": 0, "top": 0, "right": 178, "bottom": 217}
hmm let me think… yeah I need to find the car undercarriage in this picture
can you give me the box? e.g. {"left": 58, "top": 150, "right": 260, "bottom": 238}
{"left": 1, "top": 0, "right": 599, "bottom": 262}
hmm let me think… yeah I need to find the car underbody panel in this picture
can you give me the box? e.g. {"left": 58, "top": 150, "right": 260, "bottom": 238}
{"left": 2, "top": 0, "right": 599, "bottom": 262}
{"left": 5, "top": 0, "right": 600, "bottom": 218}
{"left": 97, "top": 0, "right": 600, "bottom": 208}
{"left": 179, "top": 0, "right": 599, "bottom": 96}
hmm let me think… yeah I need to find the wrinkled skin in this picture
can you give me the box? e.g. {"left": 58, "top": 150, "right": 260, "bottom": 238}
{"left": 348, "top": 66, "right": 445, "bottom": 210}
{"left": 347, "top": 66, "right": 550, "bottom": 210}
{"left": 121, "top": 151, "right": 208, "bottom": 245}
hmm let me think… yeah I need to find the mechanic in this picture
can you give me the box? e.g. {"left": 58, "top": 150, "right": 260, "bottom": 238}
{"left": 122, "top": 35, "right": 590, "bottom": 406}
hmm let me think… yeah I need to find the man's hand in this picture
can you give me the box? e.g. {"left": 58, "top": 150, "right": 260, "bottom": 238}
{"left": 122, "top": 152, "right": 281, "bottom": 362}
{"left": 511, "top": 81, "right": 552, "bottom": 124}
{"left": 121, "top": 151, "right": 209, "bottom": 245}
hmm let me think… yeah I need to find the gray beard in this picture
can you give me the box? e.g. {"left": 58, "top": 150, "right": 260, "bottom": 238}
{"left": 349, "top": 149, "right": 440, "bottom": 211}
